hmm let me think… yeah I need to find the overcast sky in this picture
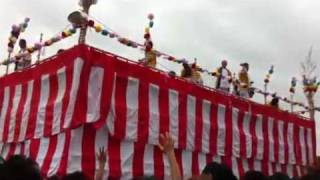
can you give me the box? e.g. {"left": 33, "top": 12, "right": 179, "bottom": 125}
{"left": 0, "top": 0, "right": 319, "bottom": 153}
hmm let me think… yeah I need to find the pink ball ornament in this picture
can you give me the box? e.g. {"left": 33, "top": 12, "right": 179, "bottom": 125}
{"left": 12, "top": 25, "right": 19, "bottom": 32}
{"left": 34, "top": 43, "right": 42, "bottom": 50}
{"left": 148, "top": 13, "right": 154, "bottom": 20}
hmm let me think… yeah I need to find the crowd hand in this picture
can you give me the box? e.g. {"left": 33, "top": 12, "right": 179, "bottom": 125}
{"left": 96, "top": 147, "right": 107, "bottom": 167}
{"left": 158, "top": 132, "right": 175, "bottom": 154}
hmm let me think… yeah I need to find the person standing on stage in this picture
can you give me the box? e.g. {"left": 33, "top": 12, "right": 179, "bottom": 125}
{"left": 214, "top": 60, "right": 232, "bottom": 92}
{"left": 15, "top": 39, "right": 31, "bottom": 71}
{"left": 238, "top": 62, "right": 251, "bottom": 98}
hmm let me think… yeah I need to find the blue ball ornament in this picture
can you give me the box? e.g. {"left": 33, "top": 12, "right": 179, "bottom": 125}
{"left": 149, "top": 21, "right": 154, "bottom": 28}
{"left": 101, "top": 29, "right": 109, "bottom": 36}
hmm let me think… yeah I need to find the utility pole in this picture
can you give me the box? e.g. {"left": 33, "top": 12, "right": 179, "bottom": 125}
{"left": 78, "top": 0, "right": 97, "bottom": 44}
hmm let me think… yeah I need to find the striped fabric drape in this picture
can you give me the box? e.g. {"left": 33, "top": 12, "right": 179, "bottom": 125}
{"left": 0, "top": 45, "right": 316, "bottom": 179}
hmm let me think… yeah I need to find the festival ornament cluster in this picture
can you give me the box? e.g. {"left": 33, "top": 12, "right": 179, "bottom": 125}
{"left": 8, "top": 18, "right": 30, "bottom": 53}
{"left": 264, "top": 65, "right": 274, "bottom": 83}
{"left": 3, "top": 27, "right": 77, "bottom": 65}
{"left": 290, "top": 77, "right": 297, "bottom": 93}
{"left": 302, "top": 75, "right": 319, "bottom": 93}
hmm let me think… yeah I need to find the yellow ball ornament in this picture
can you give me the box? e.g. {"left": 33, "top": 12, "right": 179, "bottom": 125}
{"left": 95, "top": 25, "right": 102, "bottom": 33}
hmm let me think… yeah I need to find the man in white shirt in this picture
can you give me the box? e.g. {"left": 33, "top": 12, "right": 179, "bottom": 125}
{"left": 15, "top": 39, "right": 31, "bottom": 71}
{"left": 214, "top": 60, "right": 232, "bottom": 92}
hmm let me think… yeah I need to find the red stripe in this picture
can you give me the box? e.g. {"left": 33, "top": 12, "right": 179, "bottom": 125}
{"left": 262, "top": 116, "right": 269, "bottom": 162}
{"left": 57, "top": 130, "right": 71, "bottom": 176}
{"left": 2, "top": 86, "right": 15, "bottom": 142}
{"left": 6, "top": 144, "right": 16, "bottom": 160}
{"left": 0, "top": 87, "right": 4, "bottom": 120}
{"left": 137, "top": 82, "right": 149, "bottom": 143}
{"left": 238, "top": 111, "right": 246, "bottom": 158}
{"left": 21, "top": 142, "right": 25, "bottom": 156}
{"left": 261, "top": 160, "right": 269, "bottom": 176}
{"left": 132, "top": 142, "right": 145, "bottom": 177}
{"left": 178, "top": 93, "right": 187, "bottom": 149}
{"left": 43, "top": 73, "right": 59, "bottom": 136}
{"left": 114, "top": 75, "right": 128, "bottom": 140}
{"left": 13, "top": 84, "right": 28, "bottom": 142}
{"left": 224, "top": 106, "right": 232, "bottom": 157}
{"left": 250, "top": 115, "right": 257, "bottom": 159}
{"left": 191, "top": 152, "right": 200, "bottom": 176}
{"left": 237, "top": 158, "right": 245, "bottom": 180}
{"left": 29, "top": 138, "right": 41, "bottom": 161}
{"left": 59, "top": 65, "right": 73, "bottom": 131}
{"left": 221, "top": 156, "right": 232, "bottom": 169}
{"left": 153, "top": 147, "right": 164, "bottom": 179}
{"left": 194, "top": 99, "right": 203, "bottom": 152}
{"left": 81, "top": 125, "right": 96, "bottom": 179}
{"left": 209, "top": 104, "right": 218, "bottom": 156}
{"left": 159, "top": 87, "right": 169, "bottom": 135}
{"left": 26, "top": 79, "right": 41, "bottom": 139}
{"left": 108, "top": 136, "right": 121, "bottom": 179}
{"left": 41, "top": 135, "right": 58, "bottom": 176}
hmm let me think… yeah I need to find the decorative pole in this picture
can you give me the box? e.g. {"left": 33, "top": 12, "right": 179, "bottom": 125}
{"left": 264, "top": 65, "right": 274, "bottom": 104}
{"left": 36, "top": 33, "right": 43, "bottom": 63}
{"left": 301, "top": 47, "right": 318, "bottom": 120}
{"left": 78, "top": 0, "right": 97, "bottom": 44}
{"left": 289, "top": 77, "right": 297, "bottom": 112}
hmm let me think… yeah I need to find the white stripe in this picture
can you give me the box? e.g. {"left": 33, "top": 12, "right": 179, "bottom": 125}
{"left": 120, "top": 141, "right": 134, "bottom": 179}
{"left": 14, "top": 143, "right": 21, "bottom": 155}
{"left": 87, "top": 66, "right": 104, "bottom": 123}
{"left": 253, "top": 159, "right": 262, "bottom": 171}
{"left": 296, "top": 165, "right": 302, "bottom": 177}
{"left": 0, "top": 87, "right": 10, "bottom": 141}
{"left": 35, "top": 137, "right": 50, "bottom": 167}
{"left": 243, "top": 112, "right": 252, "bottom": 158}
{"left": 186, "top": 95, "right": 196, "bottom": 151}
{"left": 306, "top": 128, "right": 314, "bottom": 165}
{"left": 52, "top": 67, "right": 66, "bottom": 134}
{"left": 1, "top": 144, "right": 10, "bottom": 159}
{"left": 268, "top": 162, "right": 273, "bottom": 176}
{"left": 34, "top": 74, "right": 50, "bottom": 138}
{"left": 232, "top": 157, "right": 239, "bottom": 179}
{"left": 299, "top": 127, "right": 307, "bottom": 166}
{"left": 148, "top": 84, "right": 160, "bottom": 144}
{"left": 47, "top": 132, "right": 67, "bottom": 176}
{"left": 182, "top": 150, "right": 192, "bottom": 178}
{"left": 18, "top": 80, "right": 33, "bottom": 141}
{"left": 232, "top": 108, "right": 240, "bottom": 157}
{"left": 287, "top": 123, "right": 296, "bottom": 164}
{"left": 106, "top": 73, "right": 116, "bottom": 135}
{"left": 242, "top": 159, "right": 249, "bottom": 173}
{"left": 125, "top": 77, "right": 139, "bottom": 141}
{"left": 24, "top": 140, "right": 31, "bottom": 157}
{"left": 268, "top": 117, "right": 275, "bottom": 162}
{"left": 255, "top": 114, "right": 264, "bottom": 160}
{"left": 275, "top": 163, "right": 281, "bottom": 172}
{"left": 169, "top": 89, "right": 179, "bottom": 148}
{"left": 217, "top": 104, "right": 226, "bottom": 156}
{"left": 213, "top": 155, "right": 221, "bottom": 164}
{"left": 64, "top": 58, "right": 84, "bottom": 128}
{"left": 286, "top": 164, "right": 293, "bottom": 178}
{"left": 143, "top": 144, "right": 154, "bottom": 176}
{"left": 278, "top": 121, "right": 285, "bottom": 164}
{"left": 198, "top": 153, "right": 207, "bottom": 175}
{"left": 201, "top": 100, "right": 211, "bottom": 154}
{"left": 7, "top": 85, "right": 22, "bottom": 142}
{"left": 66, "top": 126, "right": 84, "bottom": 173}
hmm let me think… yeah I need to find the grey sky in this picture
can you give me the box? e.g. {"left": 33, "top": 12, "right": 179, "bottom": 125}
{"left": 0, "top": 0, "right": 319, "bottom": 153}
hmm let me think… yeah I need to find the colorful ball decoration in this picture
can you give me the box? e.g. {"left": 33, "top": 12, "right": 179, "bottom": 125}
{"left": 95, "top": 25, "right": 102, "bottom": 32}
{"left": 264, "top": 65, "right": 274, "bottom": 84}
{"left": 87, "top": 20, "right": 95, "bottom": 27}
{"left": 7, "top": 18, "right": 30, "bottom": 53}
{"left": 101, "top": 29, "right": 109, "bottom": 36}
{"left": 148, "top": 13, "right": 154, "bottom": 20}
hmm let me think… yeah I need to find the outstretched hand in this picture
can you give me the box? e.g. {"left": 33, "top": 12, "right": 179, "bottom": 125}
{"left": 96, "top": 147, "right": 107, "bottom": 166}
{"left": 158, "top": 132, "right": 175, "bottom": 154}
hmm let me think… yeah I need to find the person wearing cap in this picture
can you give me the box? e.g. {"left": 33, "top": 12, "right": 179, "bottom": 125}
{"left": 180, "top": 62, "right": 203, "bottom": 85}
{"left": 15, "top": 39, "right": 32, "bottom": 71}
{"left": 238, "top": 62, "right": 251, "bottom": 98}
{"left": 213, "top": 60, "right": 232, "bottom": 92}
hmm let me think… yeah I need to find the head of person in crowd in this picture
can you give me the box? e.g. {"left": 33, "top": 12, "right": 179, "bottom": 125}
{"left": 19, "top": 39, "right": 27, "bottom": 49}
{"left": 62, "top": 171, "right": 86, "bottom": 180}
{"left": 1, "top": 155, "right": 42, "bottom": 180}
{"left": 221, "top": 60, "right": 228, "bottom": 68}
{"left": 240, "top": 62, "right": 249, "bottom": 72}
{"left": 268, "top": 173, "right": 290, "bottom": 180}
{"left": 200, "top": 162, "right": 237, "bottom": 180}
{"left": 181, "top": 62, "right": 192, "bottom": 78}
{"left": 242, "top": 170, "right": 267, "bottom": 180}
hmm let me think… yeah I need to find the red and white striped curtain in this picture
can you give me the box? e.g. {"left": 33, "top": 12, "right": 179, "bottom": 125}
{"left": 0, "top": 45, "right": 316, "bottom": 179}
